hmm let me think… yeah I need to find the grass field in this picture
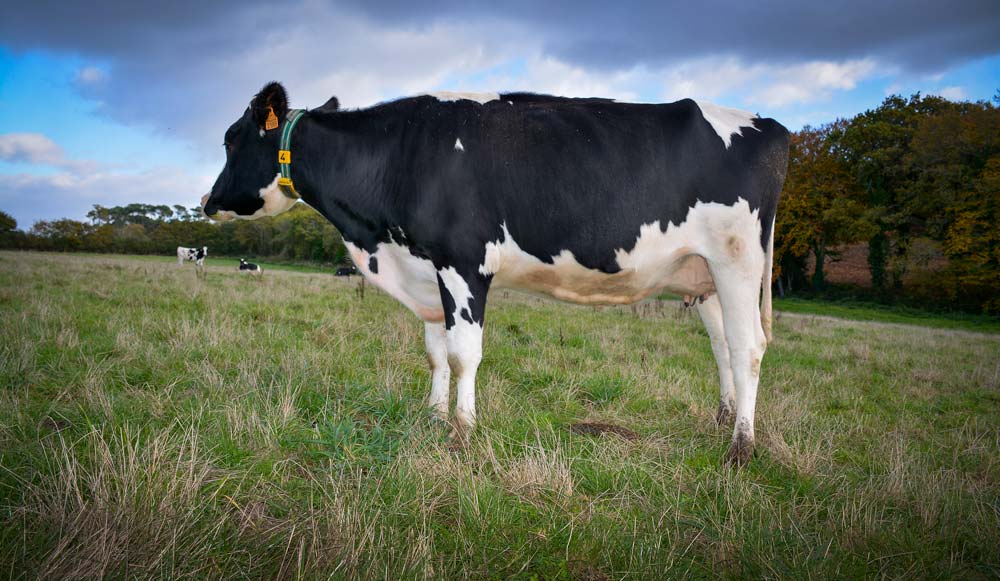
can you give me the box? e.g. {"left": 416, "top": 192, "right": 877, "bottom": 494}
{"left": 2, "top": 251, "right": 999, "bottom": 578}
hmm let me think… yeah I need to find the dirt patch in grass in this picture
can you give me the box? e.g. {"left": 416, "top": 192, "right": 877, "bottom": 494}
{"left": 569, "top": 422, "right": 640, "bottom": 440}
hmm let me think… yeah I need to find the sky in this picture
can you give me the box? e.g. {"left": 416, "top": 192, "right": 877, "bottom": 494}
{"left": 1, "top": 0, "right": 998, "bottom": 229}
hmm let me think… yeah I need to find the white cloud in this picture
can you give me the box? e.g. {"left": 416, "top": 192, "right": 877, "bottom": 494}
{"left": 0, "top": 132, "right": 211, "bottom": 227}
{"left": 1, "top": 166, "right": 213, "bottom": 228}
{"left": 75, "top": 66, "right": 106, "bottom": 85}
{"left": 0, "top": 133, "right": 65, "bottom": 165}
{"left": 659, "top": 57, "right": 879, "bottom": 109}
{"left": 484, "top": 57, "right": 647, "bottom": 101}
{"left": 0, "top": 132, "right": 99, "bottom": 173}
{"left": 937, "top": 85, "right": 966, "bottom": 101}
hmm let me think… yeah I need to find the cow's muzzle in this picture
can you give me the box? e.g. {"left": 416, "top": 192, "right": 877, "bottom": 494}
{"left": 201, "top": 193, "right": 219, "bottom": 219}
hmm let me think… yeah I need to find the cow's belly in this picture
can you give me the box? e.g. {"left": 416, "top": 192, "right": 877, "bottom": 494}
{"left": 345, "top": 242, "right": 445, "bottom": 322}
{"left": 480, "top": 220, "right": 718, "bottom": 305}
{"left": 489, "top": 246, "right": 714, "bottom": 305}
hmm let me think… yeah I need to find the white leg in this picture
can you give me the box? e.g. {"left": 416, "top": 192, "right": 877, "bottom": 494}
{"left": 424, "top": 321, "right": 450, "bottom": 420}
{"left": 696, "top": 294, "right": 736, "bottom": 425}
{"left": 436, "top": 267, "right": 489, "bottom": 433}
{"left": 707, "top": 240, "right": 767, "bottom": 465}
{"left": 447, "top": 319, "right": 483, "bottom": 430}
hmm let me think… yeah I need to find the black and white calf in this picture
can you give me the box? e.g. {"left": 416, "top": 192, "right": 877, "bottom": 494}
{"left": 177, "top": 246, "right": 207, "bottom": 268}
{"left": 202, "top": 83, "right": 789, "bottom": 464}
{"left": 238, "top": 258, "right": 263, "bottom": 275}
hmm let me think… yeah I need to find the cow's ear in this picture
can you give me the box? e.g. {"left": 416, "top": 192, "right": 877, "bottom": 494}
{"left": 252, "top": 82, "right": 289, "bottom": 131}
{"left": 320, "top": 96, "right": 339, "bottom": 111}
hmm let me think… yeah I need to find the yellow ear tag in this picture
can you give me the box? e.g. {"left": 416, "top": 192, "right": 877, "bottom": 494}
{"left": 264, "top": 106, "right": 279, "bottom": 131}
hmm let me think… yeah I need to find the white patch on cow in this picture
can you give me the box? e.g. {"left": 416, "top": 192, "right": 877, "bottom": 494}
{"left": 176, "top": 246, "right": 206, "bottom": 268}
{"left": 437, "top": 267, "right": 473, "bottom": 318}
{"left": 479, "top": 200, "right": 761, "bottom": 305}
{"left": 209, "top": 174, "right": 298, "bottom": 222}
{"left": 454, "top": 138, "right": 464, "bottom": 151}
{"left": 257, "top": 174, "right": 299, "bottom": 216}
{"left": 437, "top": 266, "right": 483, "bottom": 429}
{"left": 345, "top": 241, "right": 444, "bottom": 322}
{"left": 424, "top": 322, "right": 450, "bottom": 419}
{"left": 694, "top": 101, "right": 760, "bottom": 148}
{"left": 427, "top": 91, "right": 500, "bottom": 104}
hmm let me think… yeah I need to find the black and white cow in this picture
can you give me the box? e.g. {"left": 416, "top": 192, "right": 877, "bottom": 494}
{"left": 238, "top": 258, "right": 263, "bottom": 275}
{"left": 177, "top": 246, "right": 207, "bottom": 268}
{"left": 335, "top": 266, "right": 358, "bottom": 276}
{"left": 202, "top": 83, "right": 789, "bottom": 464}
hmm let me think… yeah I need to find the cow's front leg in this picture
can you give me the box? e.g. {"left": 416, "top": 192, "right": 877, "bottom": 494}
{"left": 424, "top": 321, "right": 450, "bottom": 420}
{"left": 436, "top": 267, "right": 491, "bottom": 434}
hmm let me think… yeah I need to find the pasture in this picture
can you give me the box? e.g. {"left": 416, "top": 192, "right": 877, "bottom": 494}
{"left": 1, "top": 251, "right": 998, "bottom": 578}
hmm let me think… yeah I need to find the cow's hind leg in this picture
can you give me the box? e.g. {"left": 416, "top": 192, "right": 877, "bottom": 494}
{"left": 705, "top": 222, "right": 768, "bottom": 466}
{"left": 696, "top": 294, "right": 736, "bottom": 426}
{"left": 424, "top": 321, "right": 450, "bottom": 421}
{"left": 436, "top": 267, "right": 491, "bottom": 437}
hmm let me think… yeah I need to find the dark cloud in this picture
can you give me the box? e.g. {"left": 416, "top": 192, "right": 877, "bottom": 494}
{"left": 3, "top": 0, "right": 998, "bottom": 73}
{"left": 1, "top": 0, "right": 997, "bottom": 154}
{"left": 292, "top": 0, "right": 1000, "bottom": 72}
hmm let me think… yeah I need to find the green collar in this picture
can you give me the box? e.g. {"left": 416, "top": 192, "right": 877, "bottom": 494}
{"left": 277, "top": 109, "right": 306, "bottom": 199}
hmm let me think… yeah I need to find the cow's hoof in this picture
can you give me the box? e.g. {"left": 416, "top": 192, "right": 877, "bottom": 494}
{"left": 429, "top": 405, "right": 449, "bottom": 424}
{"left": 715, "top": 401, "right": 735, "bottom": 426}
{"left": 724, "top": 432, "right": 754, "bottom": 467}
{"left": 447, "top": 426, "right": 470, "bottom": 451}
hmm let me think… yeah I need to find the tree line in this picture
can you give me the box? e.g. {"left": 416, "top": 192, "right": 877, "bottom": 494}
{"left": 776, "top": 92, "right": 1000, "bottom": 313}
{"left": 2, "top": 92, "right": 999, "bottom": 313}
{"left": 0, "top": 202, "right": 348, "bottom": 266}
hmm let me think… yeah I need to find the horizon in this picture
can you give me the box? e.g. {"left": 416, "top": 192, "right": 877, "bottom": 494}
{"left": 1, "top": 0, "right": 999, "bottom": 229}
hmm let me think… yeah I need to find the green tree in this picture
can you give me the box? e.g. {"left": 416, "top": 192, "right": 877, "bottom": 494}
{"left": 836, "top": 93, "right": 959, "bottom": 292}
{"left": 776, "top": 123, "right": 877, "bottom": 290}
{"left": 0, "top": 210, "right": 15, "bottom": 233}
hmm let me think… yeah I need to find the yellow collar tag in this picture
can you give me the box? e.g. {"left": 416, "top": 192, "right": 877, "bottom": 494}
{"left": 278, "top": 150, "right": 291, "bottom": 164}
{"left": 264, "top": 106, "right": 279, "bottom": 131}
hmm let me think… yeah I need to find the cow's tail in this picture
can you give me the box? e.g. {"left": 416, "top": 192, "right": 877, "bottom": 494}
{"left": 761, "top": 218, "right": 775, "bottom": 343}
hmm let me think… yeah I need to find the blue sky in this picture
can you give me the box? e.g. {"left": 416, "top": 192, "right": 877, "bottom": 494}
{"left": 1, "top": 0, "right": 998, "bottom": 229}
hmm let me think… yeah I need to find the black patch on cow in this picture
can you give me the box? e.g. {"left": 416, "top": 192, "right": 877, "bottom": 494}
{"left": 333, "top": 200, "right": 378, "bottom": 232}
{"left": 437, "top": 273, "right": 457, "bottom": 328}
{"left": 368, "top": 256, "right": 378, "bottom": 274}
{"left": 460, "top": 308, "right": 473, "bottom": 324}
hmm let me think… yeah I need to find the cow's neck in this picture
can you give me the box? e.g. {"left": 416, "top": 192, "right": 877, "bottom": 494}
{"left": 290, "top": 112, "right": 396, "bottom": 252}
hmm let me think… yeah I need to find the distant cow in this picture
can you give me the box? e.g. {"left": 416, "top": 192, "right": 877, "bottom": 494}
{"left": 335, "top": 266, "right": 357, "bottom": 276}
{"left": 177, "top": 246, "right": 207, "bottom": 268}
{"left": 202, "top": 82, "right": 789, "bottom": 465}
{"left": 238, "top": 258, "right": 262, "bottom": 275}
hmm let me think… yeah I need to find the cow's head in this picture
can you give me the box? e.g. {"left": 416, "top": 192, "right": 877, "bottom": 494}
{"left": 202, "top": 82, "right": 299, "bottom": 221}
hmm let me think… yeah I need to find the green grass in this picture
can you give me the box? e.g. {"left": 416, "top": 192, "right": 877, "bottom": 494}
{"left": 61, "top": 250, "right": 340, "bottom": 274}
{"left": 773, "top": 296, "right": 1000, "bottom": 334}
{"left": 1, "top": 250, "right": 999, "bottom": 579}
